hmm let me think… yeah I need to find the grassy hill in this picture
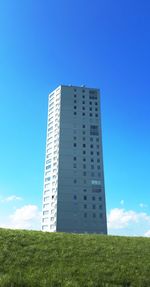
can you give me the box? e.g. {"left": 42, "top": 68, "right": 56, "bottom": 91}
{"left": 0, "top": 228, "right": 150, "bottom": 286}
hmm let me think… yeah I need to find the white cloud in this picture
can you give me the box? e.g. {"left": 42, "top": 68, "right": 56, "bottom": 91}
{"left": 0, "top": 205, "right": 41, "bottom": 230}
{"left": 1, "top": 195, "right": 22, "bottom": 202}
{"left": 144, "top": 230, "right": 150, "bottom": 237}
{"left": 108, "top": 208, "right": 150, "bottom": 236}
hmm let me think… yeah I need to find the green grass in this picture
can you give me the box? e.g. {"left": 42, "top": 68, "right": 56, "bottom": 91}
{"left": 0, "top": 228, "right": 150, "bottom": 287}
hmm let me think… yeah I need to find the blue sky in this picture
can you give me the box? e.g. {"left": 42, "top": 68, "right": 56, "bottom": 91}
{"left": 0, "top": 0, "right": 150, "bottom": 235}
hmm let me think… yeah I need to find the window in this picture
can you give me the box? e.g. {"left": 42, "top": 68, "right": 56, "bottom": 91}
{"left": 83, "top": 137, "right": 85, "bottom": 141}
{"left": 82, "top": 107, "right": 85, "bottom": 110}
{"left": 74, "top": 156, "right": 77, "bottom": 161}
{"left": 74, "top": 143, "right": 77, "bottom": 147}
{"left": 73, "top": 163, "right": 77, "bottom": 168}
{"left": 99, "top": 205, "right": 102, "bottom": 209}
{"left": 97, "top": 159, "right": 100, "bottom": 163}
{"left": 83, "top": 158, "right": 86, "bottom": 162}
{"left": 91, "top": 165, "right": 94, "bottom": 170}
{"left": 99, "top": 213, "right": 103, "bottom": 218}
{"left": 83, "top": 131, "right": 86, "bottom": 135}
{"left": 74, "top": 106, "right": 77, "bottom": 109}
{"left": 74, "top": 89, "right": 76, "bottom": 92}
{"left": 83, "top": 164, "right": 86, "bottom": 169}
{"left": 46, "top": 165, "right": 51, "bottom": 170}
{"left": 82, "top": 124, "right": 85, "bottom": 128}
{"left": 74, "top": 100, "right": 77, "bottom": 103}
{"left": 82, "top": 112, "right": 85, "bottom": 116}
{"left": 83, "top": 144, "right": 86, "bottom": 148}
{"left": 90, "top": 144, "right": 93, "bottom": 148}
{"left": 74, "top": 136, "right": 77, "bottom": 140}
{"left": 90, "top": 113, "right": 93, "bottom": 117}
{"left": 43, "top": 210, "right": 49, "bottom": 216}
{"left": 90, "top": 151, "right": 93, "bottom": 155}
{"left": 91, "top": 172, "right": 95, "bottom": 177}
{"left": 92, "top": 187, "right": 101, "bottom": 193}
{"left": 92, "top": 205, "right": 96, "bottom": 209}
{"left": 99, "top": 197, "right": 102, "bottom": 201}
{"left": 84, "top": 204, "right": 87, "bottom": 209}
{"left": 74, "top": 112, "right": 77, "bottom": 115}
{"left": 95, "top": 102, "right": 98, "bottom": 106}
{"left": 90, "top": 125, "right": 98, "bottom": 136}
{"left": 74, "top": 94, "right": 76, "bottom": 98}
{"left": 74, "top": 179, "right": 77, "bottom": 184}
{"left": 92, "top": 196, "right": 95, "bottom": 201}
{"left": 95, "top": 114, "right": 98, "bottom": 117}
{"left": 97, "top": 152, "right": 100, "bottom": 155}
{"left": 82, "top": 89, "right": 85, "bottom": 93}
{"left": 74, "top": 195, "right": 77, "bottom": 200}
{"left": 93, "top": 213, "right": 96, "bottom": 218}
{"left": 83, "top": 171, "right": 86, "bottom": 176}
{"left": 82, "top": 101, "right": 85, "bottom": 104}
{"left": 97, "top": 165, "right": 100, "bottom": 170}
{"left": 83, "top": 150, "right": 86, "bottom": 155}
{"left": 91, "top": 158, "right": 94, "bottom": 162}
{"left": 84, "top": 196, "right": 87, "bottom": 200}
{"left": 84, "top": 213, "right": 87, "bottom": 218}
{"left": 89, "top": 107, "right": 92, "bottom": 111}
{"left": 83, "top": 189, "right": 87, "bottom": 192}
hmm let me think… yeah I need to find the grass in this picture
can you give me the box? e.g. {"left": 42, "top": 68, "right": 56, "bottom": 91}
{"left": 0, "top": 228, "right": 150, "bottom": 286}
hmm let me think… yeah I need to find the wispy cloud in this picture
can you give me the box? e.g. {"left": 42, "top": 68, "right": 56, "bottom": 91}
{"left": 1, "top": 195, "right": 23, "bottom": 203}
{"left": 139, "top": 203, "right": 148, "bottom": 208}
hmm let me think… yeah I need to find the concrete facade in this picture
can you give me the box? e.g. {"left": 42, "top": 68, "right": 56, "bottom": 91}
{"left": 42, "top": 85, "right": 107, "bottom": 234}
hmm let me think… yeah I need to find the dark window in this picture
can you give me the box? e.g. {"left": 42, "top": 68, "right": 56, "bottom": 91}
{"left": 74, "top": 136, "right": 77, "bottom": 140}
{"left": 99, "top": 213, "right": 103, "bottom": 218}
{"left": 90, "top": 125, "right": 98, "bottom": 136}
{"left": 73, "top": 163, "right": 77, "bottom": 168}
{"left": 90, "top": 151, "right": 94, "bottom": 155}
{"left": 74, "top": 94, "right": 76, "bottom": 98}
{"left": 74, "top": 143, "right": 77, "bottom": 147}
{"left": 91, "top": 158, "right": 94, "bottom": 162}
{"left": 84, "top": 213, "right": 87, "bottom": 218}
{"left": 74, "top": 106, "right": 77, "bottom": 109}
{"left": 90, "top": 137, "right": 93, "bottom": 142}
{"left": 84, "top": 204, "right": 87, "bottom": 209}
{"left": 82, "top": 112, "right": 85, "bottom": 116}
{"left": 97, "top": 145, "right": 99, "bottom": 148}
{"left": 83, "top": 158, "right": 86, "bottom": 162}
{"left": 82, "top": 125, "right": 85, "bottom": 128}
{"left": 74, "top": 179, "right": 77, "bottom": 184}
{"left": 97, "top": 159, "right": 100, "bottom": 163}
{"left": 82, "top": 95, "right": 85, "bottom": 99}
{"left": 74, "top": 100, "right": 77, "bottom": 103}
{"left": 82, "top": 89, "right": 85, "bottom": 93}
{"left": 74, "top": 112, "right": 77, "bottom": 115}
{"left": 99, "top": 205, "right": 102, "bottom": 209}
{"left": 99, "top": 197, "right": 102, "bottom": 201}
{"left": 83, "top": 171, "right": 86, "bottom": 176}
{"left": 90, "top": 144, "right": 93, "bottom": 148}
{"left": 95, "top": 108, "right": 98, "bottom": 111}
{"left": 83, "top": 189, "right": 87, "bottom": 192}
{"left": 95, "top": 102, "right": 98, "bottom": 106}
{"left": 90, "top": 113, "right": 93, "bottom": 117}
{"left": 74, "top": 157, "right": 76, "bottom": 161}
{"left": 89, "top": 101, "right": 92, "bottom": 105}
{"left": 97, "top": 152, "right": 100, "bottom": 155}
{"left": 83, "top": 150, "right": 86, "bottom": 155}
{"left": 98, "top": 172, "right": 101, "bottom": 177}
{"left": 83, "top": 137, "right": 85, "bottom": 141}
{"left": 91, "top": 165, "right": 94, "bottom": 170}
{"left": 74, "top": 89, "right": 76, "bottom": 92}
{"left": 83, "top": 164, "right": 86, "bottom": 169}
{"left": 84, "top": 196, "right": 87, "bottom": 200}
{"left": 74, "top": 195, "right": 77, "bottom": 200}
{"left": 82, "top": 101, "right": 85, "bottom": 104}
{"left": 89, "top": 107, "right": 92, "bottom": 111}
{"left": 92, "top": 205, "right": 96, "bottom": 209}
{"left": 93, "top": 213, "right": 96, "bottom": 218}
{"left": 95, "top": 114, "right": 98, "bottom": 117}
{"left": 92, "top": 187, "right": 101, "bottom": 193}
{"left": 82, "top": 107, "right": 85, "bottom": 110}
{"left": 83, "top": 131, "right": 86, "bottom": 135}
{"left": 97, "top": 166, "right": 100, "bottom": 170}
{"left": 92, "top": 196, "right": 95, "bottom": 201}
{"left": 83, "top": 144, "right": 86, "bottom": 148}
{"left": 96, "top": 138, "right": 99, "bottom": 142}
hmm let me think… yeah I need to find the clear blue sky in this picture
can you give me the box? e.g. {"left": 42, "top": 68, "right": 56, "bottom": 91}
{"left": 0, "top": 0, "right": 150, "bottom": 235}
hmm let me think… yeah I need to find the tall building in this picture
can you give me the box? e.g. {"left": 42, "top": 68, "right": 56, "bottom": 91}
{"left": 42, "top": 85, "right": 107, "bottom": 234}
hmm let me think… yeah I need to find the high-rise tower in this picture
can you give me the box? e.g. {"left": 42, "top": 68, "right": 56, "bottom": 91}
{"left": 42, "top": 85, "right": 107, "bottom": 234}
